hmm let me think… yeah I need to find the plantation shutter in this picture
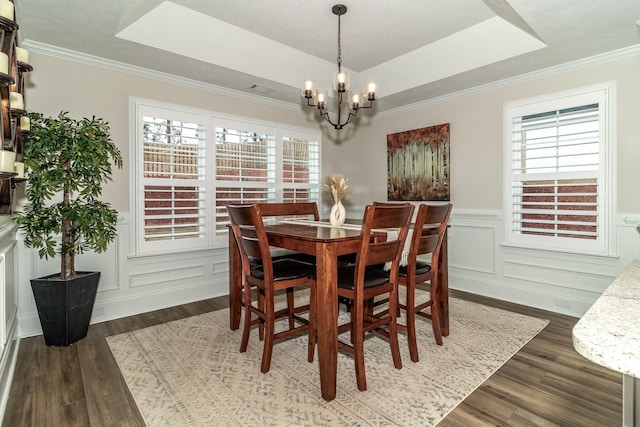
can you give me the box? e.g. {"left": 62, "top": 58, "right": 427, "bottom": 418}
{"left": 214, "top": 123, "right": 277, "bottom": 234}
{"left": 505, "top": 85, "right": 610, "bottom": 254}
{"left": 142, "top": 114, "right": 207, "bottom": 246}
{"left": 281, "top": 134, "right": 320, "bottom": 203}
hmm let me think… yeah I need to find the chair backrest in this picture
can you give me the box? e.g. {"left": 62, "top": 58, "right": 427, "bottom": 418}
{"left": 227, "top": 204, "right": 275, "bottom": 281}
{"left": 354, "top": 204, "right": 414, "bottom": 283}
{"left": 255, "top": 202, "right": 319, "bottom": 222}
{"left": 411, "top": 203, "right": 452, "bottom": 275}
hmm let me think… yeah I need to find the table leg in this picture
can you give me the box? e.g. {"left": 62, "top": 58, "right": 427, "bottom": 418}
{"left": 439, "top": 229, "right": 449, "bottom": 337}
{"left": 229, "top": 229, "right": 242, "bottom": 330}
{"left": 315, "top": 241, "right": 338, "bottom": 401}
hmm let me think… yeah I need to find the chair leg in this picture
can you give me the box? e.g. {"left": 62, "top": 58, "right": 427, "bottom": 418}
{"left": 261, "top": 289, "right": 276, "bottom": 373}
{"left": 308, "top": 281, "right": 317, "bottom": 363}
{"left": 430, "top": 281, "right": 443, "bottom": 346}
{"left": 240, "top": 282, "right": 253, "bottom": 353}
{"left": 286, "top": 288, "right": 295, "bottom": 330}
{"left": 388, "top": 285, "right": 403, "bottom": 370}
{"left": 404, "top": 282, "right": 420, "bottom": 362}
{"left": 258, "top": 290, "right": 265, "bottom": 341}
{"left": 353, "top": 299, "right": 367, "bottom": 391}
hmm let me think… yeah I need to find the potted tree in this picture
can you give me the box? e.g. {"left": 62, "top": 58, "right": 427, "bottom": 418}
{"left": 14, "top": 111, "right": 122, "bottom": 346}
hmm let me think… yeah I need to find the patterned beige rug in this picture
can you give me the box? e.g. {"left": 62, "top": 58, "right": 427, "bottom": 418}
{"left": 107, "top": 294, "right": 548, "bottom": 426}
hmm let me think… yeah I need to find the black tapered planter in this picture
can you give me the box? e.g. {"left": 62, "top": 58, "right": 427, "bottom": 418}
{"left": 30, "top": 271, "right": 101, "bottom": 346}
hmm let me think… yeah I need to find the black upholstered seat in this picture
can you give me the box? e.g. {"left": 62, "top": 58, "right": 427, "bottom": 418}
{"left": 250, "top": 258, "right": 316, "bottom": 281}
{"left": 398, "top": 260, "right": 431, "bottom": 277}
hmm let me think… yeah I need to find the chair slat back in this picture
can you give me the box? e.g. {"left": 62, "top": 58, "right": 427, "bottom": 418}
{"left": 412, "top": 203, "right": 452, "bottom": 273}
{"left": 356, "top": 204, "right": 414, "bottom": 274}
{"left": 227, "top": 204, "right": 274, "bottom": 279}
{"left": 255, "top": 202, "right": 319, "bottom": 222}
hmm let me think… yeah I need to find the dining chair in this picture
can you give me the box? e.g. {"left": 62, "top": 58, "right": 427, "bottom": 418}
{"left": 255, "top": 202, "right": 319, "bottom": 266}
{"left": 394, "top": 203, "right": 452, "bottom": 362}
{"left": 310, "top": 203, "right": 414, "bottom": 391}
{"left": 227, "top": 204, "right": 316, "bottom": 374}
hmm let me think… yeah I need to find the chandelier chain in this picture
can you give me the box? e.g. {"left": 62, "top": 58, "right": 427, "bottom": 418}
{"left": 337, "top": 12, "right": 342, "bottom": 70}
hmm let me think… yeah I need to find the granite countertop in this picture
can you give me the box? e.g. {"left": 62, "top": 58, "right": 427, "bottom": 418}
{"left": 572, "top": 259, "right": 640, "bottom": 378}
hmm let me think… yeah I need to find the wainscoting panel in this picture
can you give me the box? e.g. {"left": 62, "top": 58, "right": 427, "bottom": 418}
{"left": 129, "top": 264, "right": 207, "bottom": 289}
{"left": 503, "top": 260, "right": 616, "bottom": 294}
{"left": 448, "top": 224, "right": 496, "bottom": 274}
{"left": 32, "top": 236, "right": 120, "bottom": 293}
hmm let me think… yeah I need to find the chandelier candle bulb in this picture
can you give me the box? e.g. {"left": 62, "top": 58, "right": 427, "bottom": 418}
{"left": 0, "top": 0, "right": 13, "bottom": 20}
{"left": 316, "top": 92, "right": 327, "bottom": 109}
{"left": 0, "top": 52, "right": 7, "bottom": 75}
{"left": 367, "top": 82, "right": 377, "bottom": 100}
{"left": 303, "top": 80, "right": 314, "bottom": 98}
{"left": 15, "top": 47, "right": 29, "bottom": 64}
{"left": 351, "top": 93, "right": 360, "bottom": 109}
{"left": 336, "top": 71, "right": 348, "bottom": 92}
{"left": 10, "top": 92, "right": 23, "bottom": 110}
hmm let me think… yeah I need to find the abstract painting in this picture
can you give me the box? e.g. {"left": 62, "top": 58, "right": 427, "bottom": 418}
{"left": 387, "top": 123, "right": 450, "bottom": 201}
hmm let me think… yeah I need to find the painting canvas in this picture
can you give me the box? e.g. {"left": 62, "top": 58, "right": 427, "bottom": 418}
{"left": 387, "top": 123, "right": 450, "bottom": 201}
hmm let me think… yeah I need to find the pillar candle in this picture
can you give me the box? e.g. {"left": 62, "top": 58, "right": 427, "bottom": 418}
{"left": 15, "top": 47, "right": 28, "bottom": 64}
{"left": 0, "top": 52, "right": 7, "bottom": 75}
{"left": 0, "top": 0, "right": 13, "bottom": 20}
{"left": 20, "top": 115, "right": 29, "bottom": 131}
{"left": 0, "top": 150, "right": 15, "bottom": 173}
{"left": 10, "top": 92, "right": 23, "bottom": 110}
{"left": 14, "top": 161, "right": 23, "bottom": 178}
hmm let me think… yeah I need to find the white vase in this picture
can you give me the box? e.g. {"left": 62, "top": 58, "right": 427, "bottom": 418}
{"left": 329, "top": 201, "right": 346, "bottom": 226}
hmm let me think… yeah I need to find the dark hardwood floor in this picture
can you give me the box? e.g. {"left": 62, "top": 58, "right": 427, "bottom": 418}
{"left": 3, "top": 290, "right": 621, "bottom": 426}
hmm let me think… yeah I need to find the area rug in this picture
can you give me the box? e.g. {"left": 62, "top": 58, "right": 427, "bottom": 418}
{"left": 107, "top": 294, "right": 548, "bottom": 426}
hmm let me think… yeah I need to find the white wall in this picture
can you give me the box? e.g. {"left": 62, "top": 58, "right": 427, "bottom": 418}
{"left": 11, "top": 44, "right": 640, "bottom": 341}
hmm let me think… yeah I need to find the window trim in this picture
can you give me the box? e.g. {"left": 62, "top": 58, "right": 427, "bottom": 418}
{"left": 503, "top": 82, "right": 616, "bottom": 256}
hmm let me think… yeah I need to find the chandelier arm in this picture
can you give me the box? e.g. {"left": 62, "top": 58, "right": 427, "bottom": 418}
{"left": 357, "top": 100, "right": 375, "bottom": 110}
{"left": 319, "top": 110, "right": 338, "bottom": 128}
{"left": 342, "top": 111, "right": 358, "bottom": 127}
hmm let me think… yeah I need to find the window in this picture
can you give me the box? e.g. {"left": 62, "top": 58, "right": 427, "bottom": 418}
{"left": 213, "top": 120, "right": 320, "bottom": 235}
{"left": 504, "top": 84, "right": 614, "bottom": 255}
{"left": 132, "top": 101, "right": 321, "bottom": 255}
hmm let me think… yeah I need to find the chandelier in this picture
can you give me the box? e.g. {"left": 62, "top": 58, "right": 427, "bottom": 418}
{"left": 302, "top": 4, "right": 376, "bottom": 130}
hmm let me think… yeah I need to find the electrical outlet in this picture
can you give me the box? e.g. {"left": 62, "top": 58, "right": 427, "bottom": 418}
{"left": 93, "top": 306, "right": 105, "bottom": 317}
{"left": 555, "top": 298, "right": 573, "bottom": 309}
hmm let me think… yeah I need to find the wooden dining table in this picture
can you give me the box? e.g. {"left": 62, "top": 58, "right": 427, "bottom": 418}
{"left": 227, "top": 220, "right": 450, "bottom": 401}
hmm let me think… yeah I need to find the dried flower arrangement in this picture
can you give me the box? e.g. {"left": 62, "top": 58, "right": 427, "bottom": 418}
{"left": 323, "top": 173, "right": 352, "bottom": 204}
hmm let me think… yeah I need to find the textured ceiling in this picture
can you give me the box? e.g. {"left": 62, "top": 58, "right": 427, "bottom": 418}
{"left": 15, "top": 0, "right": 640, "bottom": 113}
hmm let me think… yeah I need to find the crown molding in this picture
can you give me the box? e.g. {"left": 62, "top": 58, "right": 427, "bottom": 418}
{"left": 20, "top": 39, "right": 301, "bottom": 112}
{"left": 20, "top": 40, "right": 640, "bottom": 118}
{"left": 379, "top": 43, "right": 640, "bottom": 117}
